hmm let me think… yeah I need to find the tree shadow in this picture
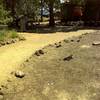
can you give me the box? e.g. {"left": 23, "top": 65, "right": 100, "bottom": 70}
{"left": 18, "top": 25, "right": 81, "bottom": 34}
{"left": 17, "top": 22, "right": 100, "bottom": 34}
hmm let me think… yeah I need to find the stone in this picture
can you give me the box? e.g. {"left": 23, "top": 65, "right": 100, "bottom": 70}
{"left": 77, "top": 39, "right": 80, "bottom": 42}
{"left": 19, "top": 36, "right": 26, "bottom": 41}
{"left": 34, "top": 51, "right": 40, "bottom": 56}
{"left": 58, "top": 42, "right": 62, "bottom": 44}
{"left": 38, "top": 50, "right": 44, "bottom": 54}
{"left": 0, "top": 91, "right": 4, "bottom": 99}
{"left": 6, "top": 40, "right": 12, "bottom": 44}
{"left": 11, "top": 39, "right": 16, "bottom": 43}
{"left": 71, "top": 39, "right": 74, "bottom": 42}
{"left": 0, "top": 92, "right": 3, "bottom": 95}
{"left": 15, "top": 71, "right": 25, "bottom": 78}
{"left": 79, "top": 36, "right": 82, "bottom": 39}
{"left": 1, "top": 85, "right": 8, "bottom": 89}
{"left": 63, "top": 55, "right": 73, "bottom": 61}
{"left": 63, "top": 39, "right": 69, "bottom": 43}
{"left": 14, "top": 38, "right": 19, "bottom": 42}
{"left": 48, "top": 44, "right": 53, "bottom": 47}
{"left": 25, "top": 59, "right": 29, "bottom": 62}
{"left": 1, "top": 85, "right": 5, "bottom": 88}
{"left": 0, "top": 44, "right": 2, "bottom": 47}
{"left": 56, "top": 44, "right": 62, "bottom": 48}
{"left": 0, "top": 41, "right": 6, "bottom": 45}
{"left": 92, "top": 41, "right": 100, "bottom": 46}
{"left": 7, "top": 79, "right": 12, "bottom": 82}
{"left": 83, "top": 33, "right": 88, "bottom": 35}
{"left": 55, "top": 42, "right": 62, "bottom": 48}
{"left": 34, "top": 49, "right": 44, "bottom": 56}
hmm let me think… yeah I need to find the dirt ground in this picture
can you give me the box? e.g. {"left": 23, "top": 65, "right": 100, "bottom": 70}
{"left": 0, "top": 30, "right": 100, "bottom": 100}
{"left": 0, "top": 29, "right": 94, "bottom": 85}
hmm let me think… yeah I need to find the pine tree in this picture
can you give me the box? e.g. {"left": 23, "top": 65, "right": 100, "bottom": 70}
{"left": 0, "top": 0, "right": 12, "bottom": 24}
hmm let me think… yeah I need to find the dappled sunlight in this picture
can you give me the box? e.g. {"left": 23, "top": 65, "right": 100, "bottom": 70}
{"left": 77, "top": 93, "right": 89, "bottom": 100}
{"left": 80, "top": 45, "right": 91, "bottom": 49}
{"left": 56, "top": 90, "right": 71, "bottom": 100}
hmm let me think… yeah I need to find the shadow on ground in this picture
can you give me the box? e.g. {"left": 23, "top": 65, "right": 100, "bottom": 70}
{"left": 18, "top": 24, "right": 100, "bottom": 34}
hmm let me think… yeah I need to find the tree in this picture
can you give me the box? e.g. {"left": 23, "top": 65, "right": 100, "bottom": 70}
{"left": 0, "top": 0, "right": 12, "bottom": 24}
{"left": 44, "top": 0, "right": 60, "bottom": 26}
{"left": 15, "top": 0, "right": 39, "bottom": 19}
{"left": 5, "top": 0, "right": 40, "bottom": 31}
{"left": 70, "top": 0, "right": 84, "bottom": 5}
{"left": 5, "top": 0, "right": 16, "bottom": 16}
{"left": 84, "top": 0, "right": 100, "bottom": 24}
{"left": 40, "top": 0, "right": 44, "bottom": 22}
{"left": 48, "top": 0, "right": 55, "bottom": 26}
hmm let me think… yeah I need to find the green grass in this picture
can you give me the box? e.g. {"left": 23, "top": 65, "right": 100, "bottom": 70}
{"left": 0, "top": 29, "right": 18, "bottom": 41}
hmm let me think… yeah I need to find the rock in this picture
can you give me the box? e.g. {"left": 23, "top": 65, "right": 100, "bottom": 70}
{"left": 56, "top": 44, "right": 62, "bottom": 48}
{"left": 19, "top": 36, "right": 26, "bottom": 41}
{"left": 1, "top": 85, "right": 5, "bottom": 88}
{"left": 0, "top": 41, "right": 6, "bottom": 45}
{"left": 92, "top": 41, "right": 100, "bottom": 46}
{"left": 11, "top": 39, "right": 16, "bottom": 43}
{"left": 6, "top": 40, "right": 12, "bottom": 44}
{"left": 1, "top": 85, "right": 8, "bottom": 89}
{"left": 83, "top": 33, "right": 88, "bottom": 35}
{"left": 34, "top": 51, "right": 40, "bottom": 56}
{"left": 35, "top": 49, "right": 44, "bottom": 56}
{"left": 7, "top": 79, "right": 12, "bottom": 82}
{"left": 38, "top": 50, "right": 44, "bottom": 54}
{"left": 63, "top": 39, "right": 69, "bottom": 43}
{"left": 71, "top": 39, "right": 74, "bottom": 42}
{"left": 77, "top": 39, "right": 80, "bottom": 42}
{"left": 63, "top": 55, "right": 73, "bottom": 61}
{"left": 79, "top": 36, "right": 82, "bottom": 39}
{"left": 0, "top": 92, "right": 3, "bottom": 95}
{"left": 14, "top": 38, "right": 19, "bottom": 42}
{"left": 58, "top": 42, "right": 62, "bottom": 44}
{"left": 48, "top": 44, "right": 53, "bottom": 47}
{"left": 15, "top": 71, "right": 25, "bottom": 78}
{"left": 55, "top": 43, "right": 62, "bottom": 48}
{"left": 0, "top": 44, "right": 2, "bottom": 47}
{"left": 0, "top": 91, "right": 4, "bottom": 99}
{"left": 25, "top": 59, "right": 29, "bottom": 62}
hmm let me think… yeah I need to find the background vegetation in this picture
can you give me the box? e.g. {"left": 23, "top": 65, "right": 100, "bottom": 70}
{"left": 0, "top": 0, "right": 12, "bottom": 25}
{"left": 0, "top": 29, "right": 18, "bottom": 41}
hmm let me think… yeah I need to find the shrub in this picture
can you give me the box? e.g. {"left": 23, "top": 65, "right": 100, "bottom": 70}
{"left": 0, "top": 3, "right": 12, "bottom": 25}
{"left": 0, "top": 29, "right": 18, "bottom": 41}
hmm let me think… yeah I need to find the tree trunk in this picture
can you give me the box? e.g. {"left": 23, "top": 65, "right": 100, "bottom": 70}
{"left": 49, "top": 1, "right": 55, "bottom": 26}
{"left": 5, "top": 0, "right": 16, "bottom": 16}
{"left": 20, "top": 16, "right": 28, "bottom": 32}
{"left": 41, "top": 0, "right": 43, "bottom": 22}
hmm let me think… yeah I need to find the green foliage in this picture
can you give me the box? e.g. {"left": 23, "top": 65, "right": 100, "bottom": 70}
{"left": 15, "top": 0, "right": 40, "bottom": 18}
{"left": 44, "top": 0, "right": 60, "bottom": 6}
{"left": 70, "top": 0, "right": 85, "bottom": 5}
{"left": 0, "top": 29, "right": 18, "bottom": 41}
{"left": 0, "top": 2, "right": 12, "bottom": 24}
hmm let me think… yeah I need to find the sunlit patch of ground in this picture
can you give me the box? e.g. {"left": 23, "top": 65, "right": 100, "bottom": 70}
{"left": 2, "top": 29, "right": 100, "bottom": 100}
{"left": 80, "top": 45, "right": 91, "bottom": 49}
{"left": 0, "top": 29, "right": 95, "bottom": 85}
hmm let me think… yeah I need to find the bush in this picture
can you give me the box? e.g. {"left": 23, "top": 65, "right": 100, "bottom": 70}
{"left": 0, "top": 4, "right": 12, "bottom": 25}
{"left": 0, "top": 29, "right": 18, "bottom": 41}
